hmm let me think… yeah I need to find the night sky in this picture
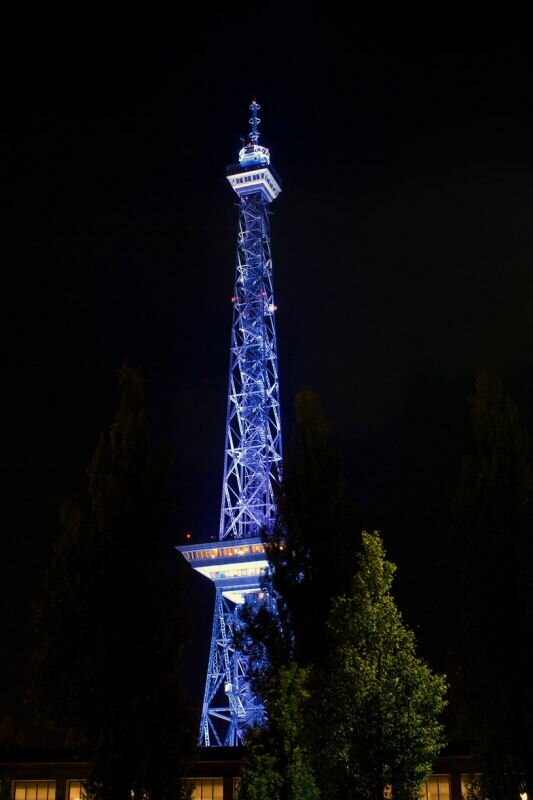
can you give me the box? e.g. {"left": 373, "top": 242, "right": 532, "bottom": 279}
{"left": 4, "top": 7, "right": 533, "bottom": 719}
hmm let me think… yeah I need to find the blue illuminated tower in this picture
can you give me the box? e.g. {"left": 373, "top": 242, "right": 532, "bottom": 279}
{"left": 178, "top": 101, "right": 282, "bottom": 747}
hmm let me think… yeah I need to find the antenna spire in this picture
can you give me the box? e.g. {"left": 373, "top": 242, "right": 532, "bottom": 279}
{"left": 248, "top": 99, "right": 261, "bottom": 144}
{"left": 239, "top": 99, "right": 270, "bottom": 167}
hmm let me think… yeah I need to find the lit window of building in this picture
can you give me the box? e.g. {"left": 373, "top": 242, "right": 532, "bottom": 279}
{"left": 13, "top": 782, "right": 56, "bottom": 800}
{"left": 460, "top": 774, "right": 483, "bottom": 799}
{"left": 67, "top": 781, "right": 86, "bottom": 800}
{"left": 420, "top": 775, "right": 450, "bottom": 800}
{"left": 183, "top": 778, "right": 223, "bottom": 800}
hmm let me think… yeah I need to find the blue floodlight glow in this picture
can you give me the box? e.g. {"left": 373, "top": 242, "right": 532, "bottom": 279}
{"left": 177, "top": 101, "right": 283, "bottom": 747}
{"left": 239, "top": 100, "right": 271, "bottom": 167}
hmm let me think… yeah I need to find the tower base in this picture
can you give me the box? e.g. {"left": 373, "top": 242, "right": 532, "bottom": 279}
{"left": 177, "top": 537, "right": 269, "bottom": 746}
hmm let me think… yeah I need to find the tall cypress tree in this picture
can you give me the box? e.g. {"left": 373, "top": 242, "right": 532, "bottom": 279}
{"left": 267, "top": 387, "right": 363, "bottom": 666}
{"left": 450, "top": 372, "right": 533, "bottom": 798}
{"left": 32, "top": 365, "right": 195, "bottom": 800}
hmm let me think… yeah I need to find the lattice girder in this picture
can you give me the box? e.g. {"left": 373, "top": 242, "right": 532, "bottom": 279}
{"left": 219, "top": 191, "right": 282, "bottom": 542}
{"left": 183, "top": 102, "right": 283, "bottom": 748}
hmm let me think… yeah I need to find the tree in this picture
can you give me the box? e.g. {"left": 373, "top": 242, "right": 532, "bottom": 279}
{"left": 237, "top": 662, "right": 319, "bottom": 800}
{"left": 239, "top": 392, "right": 446, "bottom": 799}
{"left": 449, "top": 373, "right": 533, "bottom": 798}
{"left": 243, "top": 390, "right": 445, "bottom": 800}
{"left": 320, "top": 531, "right": 447, "bottom": 800}
{"left": 32, "top": 364, "right": 195, "bottom": 800}
{"left": 267, "top": 388, "right": 363, "bottom": 666}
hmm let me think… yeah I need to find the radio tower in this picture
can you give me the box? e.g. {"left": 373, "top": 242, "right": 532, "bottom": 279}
{"left": 178, "top": 101, "right": 283, "bottom": 747}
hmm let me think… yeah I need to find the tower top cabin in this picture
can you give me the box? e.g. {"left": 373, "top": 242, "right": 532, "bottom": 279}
{"left": 226, "top": 100, "right": 281, "bottom": 202}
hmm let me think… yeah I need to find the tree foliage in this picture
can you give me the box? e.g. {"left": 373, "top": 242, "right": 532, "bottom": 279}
{"left": 319, "top": 531, "right": 447, "bottom": 800}
{"left": 266, "top": 388, "right": 363, "bottom": 666}
{"left": 240, "top": 390, "right": 446, "bottom": 799}
{"left": 32, "top": 364, "right": 195, "bottom": 800}
{"left": 237, "top": 662, "right": 319, "bottom": 800}
{"left": 450, "top": 372, "right": 533, "bottom": 798}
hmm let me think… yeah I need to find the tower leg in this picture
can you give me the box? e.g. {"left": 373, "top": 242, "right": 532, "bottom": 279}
{"left": 199, "top": 588, "right": 265, "bottom": 746}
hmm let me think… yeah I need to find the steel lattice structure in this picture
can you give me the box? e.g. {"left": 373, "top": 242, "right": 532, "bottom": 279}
{"left": 220, "top": 175, "right": 282, "bottom": 540}
{"left": 200, "top": 581, "right": 266, "bottom": 746}
{"left": 178, "top": 101, "right": 283, "bottom": 747}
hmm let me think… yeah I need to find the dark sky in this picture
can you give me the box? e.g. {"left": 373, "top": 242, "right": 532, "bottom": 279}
{"left": 4, "top": 7, "right": 533, "bottom": 713}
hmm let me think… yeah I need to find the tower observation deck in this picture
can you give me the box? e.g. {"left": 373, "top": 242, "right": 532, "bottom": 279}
{"left": 177, "top": 101, "right": 282, "bottom": 747}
